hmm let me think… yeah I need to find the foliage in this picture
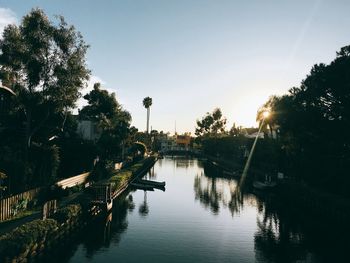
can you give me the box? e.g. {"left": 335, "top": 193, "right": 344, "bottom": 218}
{"left": 195, "top": 108, "right": 227, "bottom": 137}
{"left": 53, "top": 204, "right": 82, "bottom": 224}
{"left": 201, "top": 135, "right": 248, "bottom": 159}
{"left": 142, "top": 97, "right": 153, "bottom": 109}
{"left": 259, "top": 45, "right": 350, "bottom": 196}
{"left": 0, "top": 8, "right": 90, "bottom": 148}
{"left": 30, "top": 143, "right": 60, "bottom": 185}
{"left": 0, "top": 219, "right": 58, "bottom": 258}
{"left": 11, "top": 198, "right": 29, "bottom": 216}
{"left": 0, "top": 8, "right": 90, "bottom": 191}
{"left": 108, "top": 157, "right": 153, "bottom": 192}
{"left": 37, "top": 185, "right": 68, "bottom": 204}
{"left": 130, "top": 141, "right": 147, "bottom": 156}
{"left": 79, "top": 83, "right": 132, "bottom": 161}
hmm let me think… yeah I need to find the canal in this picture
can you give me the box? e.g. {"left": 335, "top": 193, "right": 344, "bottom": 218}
{"left": 46, "top": 157, "right": 348, "bottom": 263}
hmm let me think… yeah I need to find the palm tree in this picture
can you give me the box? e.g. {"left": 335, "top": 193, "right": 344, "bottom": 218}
{"left": 142, "top": 97, "right": 152, "bottom": 134}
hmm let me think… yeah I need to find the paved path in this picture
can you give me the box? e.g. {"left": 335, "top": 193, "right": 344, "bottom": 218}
{"left": 0, "top": 192, "right": 82, "bottom": 236}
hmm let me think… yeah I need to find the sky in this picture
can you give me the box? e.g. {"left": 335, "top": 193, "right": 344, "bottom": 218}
{"left": 1, "top": 0, "right": 350, "bottom": 134}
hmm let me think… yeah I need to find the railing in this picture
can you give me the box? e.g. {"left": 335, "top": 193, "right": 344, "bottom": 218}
{"left": 0, "top": 187, "right": 41, "bottom": 221}
{"left": 56, "top": 172, "right": 90, "bottom": 189}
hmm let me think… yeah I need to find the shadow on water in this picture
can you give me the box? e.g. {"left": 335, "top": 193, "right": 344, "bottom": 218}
{"left": 36, "top": 191, "right": 136, "bottom": 263}
{"left": 196, "top": 160, "right": 350, "bottom": 263}
{"left": 253, "top": 192, "right": 350, "bottom": 263}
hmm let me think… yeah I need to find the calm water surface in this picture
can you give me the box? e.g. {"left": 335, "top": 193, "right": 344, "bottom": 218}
{"left": 49, "top": 157, "right": 348, "bottom": 263}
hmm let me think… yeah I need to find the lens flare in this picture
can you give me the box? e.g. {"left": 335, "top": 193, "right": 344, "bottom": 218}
{"left": 263, "top": 111, "right": 270, "bottom": 118}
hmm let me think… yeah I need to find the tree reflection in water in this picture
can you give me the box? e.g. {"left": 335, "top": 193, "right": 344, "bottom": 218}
{"left": 195, "top": 161, "right": 350, "bottom": 262}
{"left": 254, "top": 194, "right": 310, "bottom": 263}
{"left": 254, "top": 192, "right": 350, "bottom": 263}
{"left": 138, "top": 190, "right": 149, "bottom": 217}
{"left": 194, "top": 162, "right": 251, "bottom": 217}
{"left": 83, "top": 192, "right": 135, "bottom": 257}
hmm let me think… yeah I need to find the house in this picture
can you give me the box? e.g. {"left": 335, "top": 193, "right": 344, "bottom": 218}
{"left": 77, "top": 120, "right": 101, "bottom": 141}
{"left": 159, "top": 132, "right": 192, "bottom": 152}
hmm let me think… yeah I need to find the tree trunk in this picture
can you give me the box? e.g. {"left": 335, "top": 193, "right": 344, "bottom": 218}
{"left": 146, "top": 107, "right": 150, "bottom": 134}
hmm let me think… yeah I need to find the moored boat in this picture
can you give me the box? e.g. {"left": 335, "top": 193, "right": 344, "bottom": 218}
{"left": 253, "top": 181, "right": 277, "bottom": 190}
{"left": 137, "top": 179, "right": 166, "bottom": 187}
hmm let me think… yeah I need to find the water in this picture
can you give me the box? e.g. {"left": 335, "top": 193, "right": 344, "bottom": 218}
{"left": 47, "top": 157, "right": 349, "bottom": 263}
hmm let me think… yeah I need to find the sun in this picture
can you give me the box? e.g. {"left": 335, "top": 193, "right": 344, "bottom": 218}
{"left": 262, "top": 111, "right": 270, "bottom": 118}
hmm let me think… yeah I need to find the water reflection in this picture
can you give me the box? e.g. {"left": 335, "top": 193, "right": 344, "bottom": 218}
{"left": 254, "top": 194, "right": 310, "bottom": 263}
{"left": 82, "top": 192, "right": 135, "bottom": 257}
{"left": 253, "top": 192, "right": 349, "bottom": 262}
{"left": 138, "top": 191, "right": 149, "bottom": 217}
{"left": 169, "top": 156, "right": 197, "bottom": 168}
{"left": 194, "top": 161, "right": 256, "bottom": 217}
{"left": 32, "top": 157, "right": 350, "bottom": 262}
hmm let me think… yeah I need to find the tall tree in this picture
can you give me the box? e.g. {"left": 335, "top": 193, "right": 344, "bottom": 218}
{"left": 143, "top": 96, "right": 152, "bottom": 134}
{"left": 80, "top": 83, "right": 132, "bottom": 160}
{"left": 0, "top": 9, "right": 90, "bottom": 189}
{"left": 0, "top": 8, "right": 90, "bottom": 150}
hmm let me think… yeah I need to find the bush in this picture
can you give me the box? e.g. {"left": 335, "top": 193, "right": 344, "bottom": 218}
{"left": 11, "top": 198, "right": 29, "bottom": 216}
{"left": 53, "top": 204, "right": 82, "bottom": 224}
{"left": 0, "top": 219, "right": 58, "bottom": 258}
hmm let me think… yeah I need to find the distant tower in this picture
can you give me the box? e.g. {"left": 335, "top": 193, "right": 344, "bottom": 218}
{"left": 175, "top": 120, "right": 177, "bottom": 135}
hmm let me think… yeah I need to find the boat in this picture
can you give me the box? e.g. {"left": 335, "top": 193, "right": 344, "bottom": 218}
{"left": 223, "top": 170, "right": 237, "bottom": 176}
{"left": 253, "top": 181, "right": 277, "bottom": 190}
{"left": 137, "top": 179, "right": 166, "bottom": 187}
{"left": 130, "top": 182, "right": 154, "bottom": 191}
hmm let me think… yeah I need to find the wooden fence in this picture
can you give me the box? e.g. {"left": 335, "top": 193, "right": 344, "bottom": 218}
{"left": 0, "top": 187, "right": 41, "bottom": 221}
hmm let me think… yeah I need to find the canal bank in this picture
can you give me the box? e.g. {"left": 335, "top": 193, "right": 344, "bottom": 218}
{"left": 37, "top": 157, "right": 350, "bottom": 262}
{"left": 202, "top": 153, "right": 350, "bottom": 226}
{"left": 0, "top": 156, "right": 158, "bottom": 263}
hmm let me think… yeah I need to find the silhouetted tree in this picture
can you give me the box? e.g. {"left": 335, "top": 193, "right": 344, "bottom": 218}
{"left": 195, "top": 108, "right": 227, "bottom": 137}
{"left": 79, "top": 83, "right": 131, "bottom": 162}
{"left": 0, "top": 8, "right": 90, "bottom": 150}
{"left": 259, "top": 45, "right": 350, "bottom": 195}
{"left": 0, "top": 8, "right": 89, "bottom": 189}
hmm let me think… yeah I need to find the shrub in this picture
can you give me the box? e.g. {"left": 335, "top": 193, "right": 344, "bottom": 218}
{"left": 53, "top": 204, "right": 82, "bottom": 224}
{"left": 11, "top": 198, "right": 29, "bottom": 216}
{"left": 0, "top": 219, "right": 58, "bottom": 258}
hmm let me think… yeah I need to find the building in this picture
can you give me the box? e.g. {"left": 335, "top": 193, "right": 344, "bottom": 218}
{"left": 159, "top": 132, "right": 192, "bottom": 152}
{"left": 77, "top": 120, "right": 101, "bottom": 141}
{"left": 176, "top": 133, "right": 191, "bottom": 148}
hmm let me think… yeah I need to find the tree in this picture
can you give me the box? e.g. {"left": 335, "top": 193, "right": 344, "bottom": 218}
{"left": 229, "top": 123, "right": 240, "bottom": 136}
{"left": 142, "top": 97, "right": 152, "bottom": 134}
{"left": 0, "top": 8, "right": 90, "bottom": 150}
{"left": 258, "top": 45, "right": 350, "bottom": 195}
{"left": 195, "top": 108, "right": 227, "bottom": 137}
{"left": 79, "top": 83, "right": 132, "bottom": 161}
{"left": 0, "top": 9, "right": 90, "bottom": 189}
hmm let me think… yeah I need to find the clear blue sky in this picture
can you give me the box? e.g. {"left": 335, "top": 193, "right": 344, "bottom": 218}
{"left": 1, "top": 0, "right": 350, "bottom": 133}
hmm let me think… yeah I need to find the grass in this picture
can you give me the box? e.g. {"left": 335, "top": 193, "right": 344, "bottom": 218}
{"left": 0, "top": 208, "right": 40, "bottom": 228}
{"left": 106, "top": 158, "right": 151, "bottom": 192}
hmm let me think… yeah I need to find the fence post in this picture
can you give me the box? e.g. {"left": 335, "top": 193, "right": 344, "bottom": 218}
{"left": 42, "top": 200, "right": 57, "bottom": 220}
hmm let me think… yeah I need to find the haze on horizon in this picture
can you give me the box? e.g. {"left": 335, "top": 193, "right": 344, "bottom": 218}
{"left": 1, "top": 0, "right": 350, "bottom": 134}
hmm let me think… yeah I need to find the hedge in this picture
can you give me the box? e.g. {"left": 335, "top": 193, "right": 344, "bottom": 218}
{"left": 0, "top": 219, "right": 58, "bottom": 258}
